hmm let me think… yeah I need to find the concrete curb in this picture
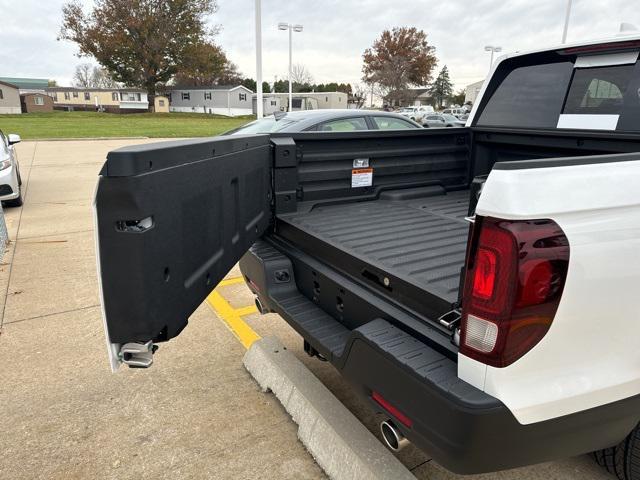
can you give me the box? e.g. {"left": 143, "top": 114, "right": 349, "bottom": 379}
{"left": 243, "top": 336, "right": 416, "bottom": 480}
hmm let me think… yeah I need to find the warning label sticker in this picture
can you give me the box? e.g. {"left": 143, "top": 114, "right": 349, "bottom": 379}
{"left": 351, "top": 168, "right": 373, "bottom": 188}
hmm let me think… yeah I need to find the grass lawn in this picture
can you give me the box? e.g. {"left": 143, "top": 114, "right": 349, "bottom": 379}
{"left": 0, "top": 111, "right": 254, "bottom": 139}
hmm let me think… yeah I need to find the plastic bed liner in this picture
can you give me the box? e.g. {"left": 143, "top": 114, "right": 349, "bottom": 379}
{"left": 276, "top": 189, "right": 471, "bottom": 318}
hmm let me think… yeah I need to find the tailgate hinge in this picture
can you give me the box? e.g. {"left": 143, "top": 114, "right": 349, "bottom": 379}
{"left": 438, "top": 309, "right": 461, "bottom": 330}
{"left": 119, "top": 341, "right": 156, "bottom": 368}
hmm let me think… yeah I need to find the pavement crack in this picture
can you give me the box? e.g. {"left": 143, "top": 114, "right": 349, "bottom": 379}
{"left": 2, "top": 303, "right": 100, "bottom": 326}
{"left": 409, "top": 459, "right": 432, "bottom": 471}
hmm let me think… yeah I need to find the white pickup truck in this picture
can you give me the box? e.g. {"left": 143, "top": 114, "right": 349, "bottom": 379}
{"left": 95, "top": 34, "right": 640, "bottom": 478}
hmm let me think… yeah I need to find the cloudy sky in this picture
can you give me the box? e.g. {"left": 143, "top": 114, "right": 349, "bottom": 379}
{"left": 1, "top": 0, "right": 639, "bottom": 91}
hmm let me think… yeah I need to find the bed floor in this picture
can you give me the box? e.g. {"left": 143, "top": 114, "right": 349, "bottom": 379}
{"left": 278, "top": 189, "right": 471, "bottom": 306}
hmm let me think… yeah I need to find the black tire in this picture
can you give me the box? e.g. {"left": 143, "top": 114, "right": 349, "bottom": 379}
{"left": 592, "top": 424, "right": 640, "bottom": 479}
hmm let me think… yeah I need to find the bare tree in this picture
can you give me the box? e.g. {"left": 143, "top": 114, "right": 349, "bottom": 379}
{"left": 351, "top": 84, "right": 368, "bottom": 109}
{"left": 92, "top": 67, "right": 119, "bottom": 88}
{"left": 289, "top": 63, "right": 313, "bottom": 85}
{"left": 73, "top": 63, "right": 119, "bottom": 88}
{"left": 73, "top": 63, "right": 93, "bottom": 87}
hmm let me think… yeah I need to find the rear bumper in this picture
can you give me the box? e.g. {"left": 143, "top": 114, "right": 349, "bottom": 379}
{"left": 240, "top": 238, "right": 640, "bottom": 474}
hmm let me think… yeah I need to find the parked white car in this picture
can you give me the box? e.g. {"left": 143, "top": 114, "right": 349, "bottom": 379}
{"left": 0, "top": 130, "right": 22, "bottom": 207}
{"left": 442, "top": 107, "right": 468, "bottom": 119}
{"left": 396, "top": 105, "right": 434, "bottom": 123}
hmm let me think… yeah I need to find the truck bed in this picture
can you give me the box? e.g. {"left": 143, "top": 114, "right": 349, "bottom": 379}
{"left": 277, "top": 189, "right": 470, "bottom": 317}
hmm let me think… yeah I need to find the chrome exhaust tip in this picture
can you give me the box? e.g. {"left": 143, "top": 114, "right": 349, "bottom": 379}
{"left": 255, "top": 296, "right": 269, "bottom": 315}
{"left": 380, "top": 420, "right": 409, "bottom": 452}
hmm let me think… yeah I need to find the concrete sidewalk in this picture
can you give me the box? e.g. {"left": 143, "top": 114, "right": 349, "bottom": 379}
{"left": 0, "top": 139, "right": 610, "bottom": 480}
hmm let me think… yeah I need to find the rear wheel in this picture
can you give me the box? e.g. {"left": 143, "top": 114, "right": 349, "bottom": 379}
{"left": 592, "top": 424, "right": 640, "bottom": 479}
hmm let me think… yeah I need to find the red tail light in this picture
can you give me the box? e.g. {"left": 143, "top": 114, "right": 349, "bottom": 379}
{"left": 460, "top": 217, "right": 570, "bottom": 367}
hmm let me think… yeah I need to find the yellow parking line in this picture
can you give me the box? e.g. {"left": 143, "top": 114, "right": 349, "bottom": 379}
{"left": 218, "top": 276, "right": 246, "bottom": 287}
{"left": 206, "top": 287, "right": 261, "bottom": 350}
{"left": 235, "top": 305, "right": 259, "bottom": 317}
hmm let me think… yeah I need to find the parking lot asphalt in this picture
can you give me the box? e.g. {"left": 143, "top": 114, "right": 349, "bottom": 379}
{"left": 0, "top": 139, "right": 612, "bottom": 480}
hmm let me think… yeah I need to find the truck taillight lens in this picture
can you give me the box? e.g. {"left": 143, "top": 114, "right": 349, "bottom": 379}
{"left": 460, "top": 217, "right": 569, "bottom": 367}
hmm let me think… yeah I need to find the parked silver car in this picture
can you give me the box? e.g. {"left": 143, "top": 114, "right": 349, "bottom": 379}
{"left": 422, "top": 113, "right": 466, "bottom": 128}
{"left": 0, "top": 130, "right": 22, "bottom": 207}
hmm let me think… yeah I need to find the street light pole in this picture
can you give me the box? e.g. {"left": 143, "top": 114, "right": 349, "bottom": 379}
{"left": 279, "top": 22, "right": 303, "bottom": 112}
{"left": 561, "top": 0, "right": 573, "bottom": 43}
{"left": 484, "top": 45, "right": 502, "bottom": 71}
{"left": 255, "top": 0, "right": 263, "bottom": 118}
{"left": 288, "top": 25, "right": 293, "bottom": 112}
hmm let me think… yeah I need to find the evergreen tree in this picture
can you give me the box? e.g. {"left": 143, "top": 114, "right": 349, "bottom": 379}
{"left": 429, "top": 65, "right": 453, "bottom": 109}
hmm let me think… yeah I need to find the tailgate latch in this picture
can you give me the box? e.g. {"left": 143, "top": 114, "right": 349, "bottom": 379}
{"left": 119, "top": 341, "right": 155, "bottom": 368}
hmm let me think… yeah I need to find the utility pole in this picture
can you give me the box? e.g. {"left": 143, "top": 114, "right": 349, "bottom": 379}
{"left": 562, "top": 0, "right": 573, "bottom": 43}
{"left": 278, "top": 23, "right": 303, "bottom": 112}
{"left": 255, "top": 0, "right": 263, "bottom": 118}
{"left": 288, "top": 26, "right": 293, "bottom": 112}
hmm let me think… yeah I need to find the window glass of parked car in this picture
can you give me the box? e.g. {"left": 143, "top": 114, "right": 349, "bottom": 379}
{"left": 317, "top": 117, "right": 368, "bottom": 132}
{"left": 372, "top": 116, "right": 418, "bottom": 130}
{"left": 0, "top": 131, "right": 8, "bottom": 155}
{"left": 226, "top": 117, "right": 298, "bottom": 135}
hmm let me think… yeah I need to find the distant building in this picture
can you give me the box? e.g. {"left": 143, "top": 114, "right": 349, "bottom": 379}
{"left": 464, "top": 80, "right": 485, "bottom": 105}
{"left": 0, "top": 81, "right": 21, "bottom": 114}
{"left": 267, "top": 92, "right": 348, "bottom": 111}
{"left": 253, "top": 95, "right": 281, "bottom": 116}
{"left": 154, "top": 95, "right": 169, "bottom": 113}
{"left": 46, "top": 87, "right": 149, "bottom": 113}
{"left": 0, "top": 77, "right": 49, "bottom": 94}
{"left": 386, "top": 88, "right": 433, "bottom": 108}
{"left": 20, "top": 93, "right": 54, "bottom": 113}
{"left": 167, "top": 85, "right": 254, "bottom": 116}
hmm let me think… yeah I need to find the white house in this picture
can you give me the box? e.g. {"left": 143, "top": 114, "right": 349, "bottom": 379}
{"left": 168, "top": 85, "right": 254, "bottom": 116}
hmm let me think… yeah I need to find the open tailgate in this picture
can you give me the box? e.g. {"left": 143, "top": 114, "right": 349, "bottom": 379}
{"left": 94, "top": 135, "right": 272, "bottom": 370}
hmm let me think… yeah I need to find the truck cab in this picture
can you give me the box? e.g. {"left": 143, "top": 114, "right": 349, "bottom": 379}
{"left": 95, "top": 34, "right": 640, "bottom": 477}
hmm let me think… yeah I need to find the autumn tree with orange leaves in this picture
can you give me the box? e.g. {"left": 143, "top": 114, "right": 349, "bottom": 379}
{"left": 362, "top": 27, "right": 438, "bottom": 106}
{"left": 59, "top": 0, "right": 235, "bottom": 110}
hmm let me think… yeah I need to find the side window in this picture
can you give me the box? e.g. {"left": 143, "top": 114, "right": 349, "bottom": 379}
{"left": 239, "top": 93, "right": 247, "bottom": 101}
{"left": 84, "top": 92, "right": 91, "bottom": 101}
{"left": 476, "top": 60, "right": 574, "bottom": 128}
{"left": 318, "top": 117, "right": 368, "bottom": 131}
{"left": 64, "top": 92, "right": 70, "bottom": 100}
{"left": 563, "top": 65, "right": 633, "bottom": 115}
{"left": 34, "top": 96, "right": 44, "bottom": 105}
{"left": 73, "top": 92, "right": 78, "bottom": 98}
{"left": 112, "top": 92, "right": 118, "bottom": 101}
{"left": 372, "top": 116, "right": 417, "bottom": 130}
{"left": 181, "top": 92, "right": 190, "bottom": 101}
{"left": 0, "top": 89, "right": 3, "bottom": 100}
{"left": 204, "top": 92, "right": 212, "bottom": 100}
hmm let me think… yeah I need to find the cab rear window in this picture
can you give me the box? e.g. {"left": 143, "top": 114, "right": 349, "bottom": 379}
{"left": 475, "top": 60, "right": 574, "bottom": 129}
{"left": 563, "top": 64, "right": 634, "bottom": 115}
{"left": 475, "top": 51, "right": 640, "bottom": 132}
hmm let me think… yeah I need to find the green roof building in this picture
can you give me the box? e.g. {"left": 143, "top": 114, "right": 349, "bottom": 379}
{"left": 0, "top": 77, "right": 49, "bottom": 93}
